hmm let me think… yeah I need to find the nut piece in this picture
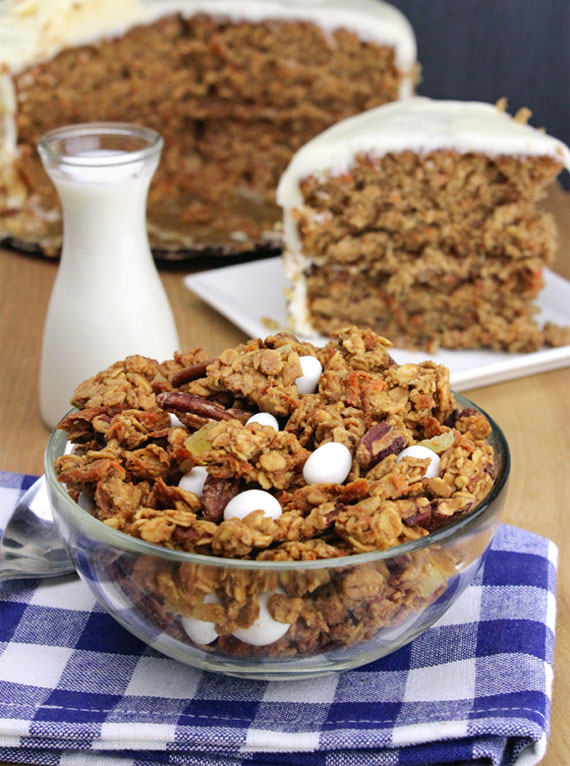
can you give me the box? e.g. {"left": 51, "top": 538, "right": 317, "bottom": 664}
{"left": 171, "top": 359, "right": 216, "bottom": 388}
{"left": 356, "top": 422, "right": 407, "bottom": 471}
{"left": 201, "top": 476, "right": 242, "bottom": 523}
{"left": 157, "top": 391, "right": 247, "bottom": 422}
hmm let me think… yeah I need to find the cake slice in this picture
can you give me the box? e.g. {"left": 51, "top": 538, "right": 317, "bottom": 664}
{"left": 0, "top": 0, "right": 417, "bottom": 256}
{"left": 277, "top": 97, "right": 570, "bottom": 352}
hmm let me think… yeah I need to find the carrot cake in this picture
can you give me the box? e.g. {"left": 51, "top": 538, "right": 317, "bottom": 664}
{"left": 0, "top": 0, "right": 417, "bottom": 256}
{"left": 277, "top": 97, "right": 570, "bottom": 352}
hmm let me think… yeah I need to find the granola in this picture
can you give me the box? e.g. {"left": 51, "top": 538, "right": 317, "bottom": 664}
{"left": 55, "top": 326, "right": 497, "bottom": 658}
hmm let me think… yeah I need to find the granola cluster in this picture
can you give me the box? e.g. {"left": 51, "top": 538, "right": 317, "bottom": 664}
{"left": 55, "top": 326, "right": 497, "bottom": 657}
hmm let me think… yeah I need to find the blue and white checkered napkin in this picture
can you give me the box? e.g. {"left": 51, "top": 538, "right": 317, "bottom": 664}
{"left": 0, "top": 470, "right": 557, "bottom": 766}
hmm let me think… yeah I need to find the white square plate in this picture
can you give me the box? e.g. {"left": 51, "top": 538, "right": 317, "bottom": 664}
{"left": 184, "top": 258, "right": 570, "bottom": 391}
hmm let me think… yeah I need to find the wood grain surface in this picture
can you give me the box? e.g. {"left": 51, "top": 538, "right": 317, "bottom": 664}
{"left": 0, "top": 184, "right": 568, "bottom": 765}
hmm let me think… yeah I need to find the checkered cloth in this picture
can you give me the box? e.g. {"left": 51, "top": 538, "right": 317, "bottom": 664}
{"left": 0, "top": 471, "right": 557, "bottom": 766}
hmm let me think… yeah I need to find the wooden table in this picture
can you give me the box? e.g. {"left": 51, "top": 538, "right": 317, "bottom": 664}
{"left": 1, "top": 185, "right": 569, "bottom": 765}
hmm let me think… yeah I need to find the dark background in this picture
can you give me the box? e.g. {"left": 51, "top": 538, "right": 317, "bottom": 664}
{"left": 389, "top": 0, "right": 569, "bottom": 185}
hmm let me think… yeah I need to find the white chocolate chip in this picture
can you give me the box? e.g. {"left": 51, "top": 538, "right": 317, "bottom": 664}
{"left": 169, "top": 413, "right": 185, "bottom": 428}
{"left": 223, "top": 489, "right": 282, "bottom": 521}
{"left": 246, "top": 412, "right": 279, "bottom": 431}
{"left": 77, "top": 491, "right": 95, "bottom": 512}
{"left": 396, "top": 445, "right": 441, "bottom": 478}
{"left": 178, "top": 466, "right": 208, "bottom": 497}
{"left": 181, "top": 593, "right": 219, "bottom": 645}
{"left": 232, "top": 588, "right": 290, "bottom": 646}
{"left": 295, "top": 355, "right": 323, "bottom": 394}
{"left": 303, "top": 441, "right": 353, "bottom": 485}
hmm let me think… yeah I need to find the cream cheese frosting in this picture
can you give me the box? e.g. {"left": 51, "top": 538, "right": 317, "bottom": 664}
{"left": 277, "top": 97, "right": 570, "bottom": 337}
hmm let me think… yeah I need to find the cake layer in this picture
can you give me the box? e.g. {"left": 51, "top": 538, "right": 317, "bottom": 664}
{"left": 305, "top": 269, "right": 547, "bottom": 352}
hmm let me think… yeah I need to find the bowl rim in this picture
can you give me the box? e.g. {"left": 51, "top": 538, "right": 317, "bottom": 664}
{"left": 45, "top": 392, "right": 510, "bottom": 571}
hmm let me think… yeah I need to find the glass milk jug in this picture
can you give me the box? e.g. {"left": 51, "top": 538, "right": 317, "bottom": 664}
{"left": 37, "top": 123, "right": 180, "bottom": 429}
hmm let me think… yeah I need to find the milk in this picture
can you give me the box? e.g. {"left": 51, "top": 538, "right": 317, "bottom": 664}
{"left": 38, "top": 129, "right": 180, "bottom": 429}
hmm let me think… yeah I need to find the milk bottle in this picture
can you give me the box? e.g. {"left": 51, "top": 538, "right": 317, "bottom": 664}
{"left": 38, "top": 123, "right": 180, "bottom": 429}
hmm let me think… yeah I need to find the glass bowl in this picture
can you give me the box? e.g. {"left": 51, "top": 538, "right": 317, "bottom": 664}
{"left": 44, "top": 393, "right": 509, "bottom": 680}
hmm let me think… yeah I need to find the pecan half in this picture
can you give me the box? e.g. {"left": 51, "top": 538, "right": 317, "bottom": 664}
{"left": 157, "top": 391, "right": 242, "bottom": 422}
{"left": 402, "top": 508, "right": 432, "bottom": 528}
{"left": 422, "top": 498, "right": 475, "bottom": 531}
{"left": 356, "top": 422, "right": 407, "bottom": 471}
{"left": 201, "top": 476, "right": 242, "bottom": 523}
{"left": 171, "top": 359, "right": 216, "bottom": 388}
{"left": 172, "top": 525, "right": 203, "bottom": 544}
